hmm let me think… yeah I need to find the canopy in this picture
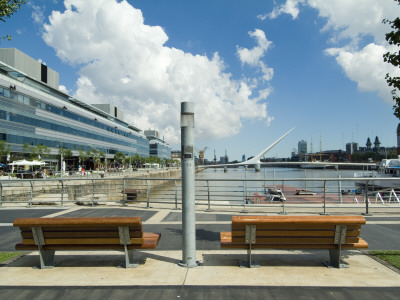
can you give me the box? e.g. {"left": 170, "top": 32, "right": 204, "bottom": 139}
{"left": 8, "top": 160, "right": 46, "bottom": 166}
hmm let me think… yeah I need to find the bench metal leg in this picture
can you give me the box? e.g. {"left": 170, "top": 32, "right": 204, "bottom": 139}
{"left": 239, "top": 245, "right": 260, "bottom": 268}
{"left": 122, "top": 247, "right": 139, "bottom": 268}
{"left": 324, "top": 249, "right": 349, "bottom": 269}
{"left": 38, "top": 247, "right": 56, "bottom": 269}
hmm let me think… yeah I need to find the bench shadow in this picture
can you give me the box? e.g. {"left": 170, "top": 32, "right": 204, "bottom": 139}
{"left": 203, "top": 250, "right": 353, "bottom": 267}
{"left": 3, "top": 251, "right": 178, "bottom": 268}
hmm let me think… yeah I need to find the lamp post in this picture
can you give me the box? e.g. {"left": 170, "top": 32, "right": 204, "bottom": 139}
{"left": 179, "top": 102, "right": 198, "bottom": 268}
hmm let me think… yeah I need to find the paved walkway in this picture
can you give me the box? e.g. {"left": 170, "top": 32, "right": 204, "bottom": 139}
{"left": 0, "top": 205, "right": 399, "bottom": 299}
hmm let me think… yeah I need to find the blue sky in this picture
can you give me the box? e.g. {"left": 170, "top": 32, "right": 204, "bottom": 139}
{"left": 2, "top": 0, "right": 400, "bottom": 161}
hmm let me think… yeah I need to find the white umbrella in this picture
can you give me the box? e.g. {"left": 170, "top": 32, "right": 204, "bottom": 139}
{"left": 8, "top": 160, "right": 46, "bottom": 166}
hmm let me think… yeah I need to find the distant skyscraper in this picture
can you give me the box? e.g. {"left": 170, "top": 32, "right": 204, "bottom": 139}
{"left": 346, "top": 142, "right": 358, "bottom": 154}
{"left": 242, "top": 154, "right": 246, "bottom": 162}
{"left": 298, "top": 140, "right": 307, "bottom": 160}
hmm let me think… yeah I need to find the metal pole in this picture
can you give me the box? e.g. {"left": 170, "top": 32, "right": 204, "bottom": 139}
{"left": 278, "top": 180, "right": 287, "bottom": 215}
{"left": 174, "top": 180, "right": 179, "bottom": 210}
{"left": 61, "top": 180, "right": 64, "bottom": 207}
{"left": 29, "top": 180, "right": 33, "bottom": 207}
{"left": 320, "top": 180, "right": 329, "bottom": 215}
{"left": 206, "top": 180, "right": 213, "bottom": 212}
{"left": 146, "top": 180, "right": 150, "bottom": 208}
{"left": 362, "top": 180, "right": 372, "bottom": 216}
{"left": 91, "top": 179, "right": 95, "bottom": 207}
{"left": 338, "top": 175, "right": 342, "bottom": 204}
{"left": 0, "top": 182, "right": 2, "bottom": 206}
{"left": 179, "top": 102, "right": 198, "bottom": 268}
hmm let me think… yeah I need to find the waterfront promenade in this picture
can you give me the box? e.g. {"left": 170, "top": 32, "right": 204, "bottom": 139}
{"left": 0, "top": 203, "right": 399, "bottom": 299}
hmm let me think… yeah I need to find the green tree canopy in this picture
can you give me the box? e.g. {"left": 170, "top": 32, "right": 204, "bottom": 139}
{"left": 0, "top": 0, "right": 26, "bottom": 41}
{"left": 383, "top": 0, "right": 400, "bottom": 121}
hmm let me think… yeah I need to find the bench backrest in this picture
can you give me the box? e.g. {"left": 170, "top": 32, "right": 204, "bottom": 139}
{"left": 13, "top": 217, "right": 144, "bottom": 246}
{"left": 231, "top": 215, "right": 366, "bottom": 247}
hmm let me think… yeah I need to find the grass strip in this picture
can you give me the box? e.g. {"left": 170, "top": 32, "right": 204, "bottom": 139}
{"left": 370, "top": 250, "right": 400, "bottom": 270}
{"left": 0, "top": 252, "right": 21, "bottom": 263}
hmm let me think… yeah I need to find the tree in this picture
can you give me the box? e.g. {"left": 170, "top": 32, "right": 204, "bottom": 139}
{"left": 23, "top": 143, "right": 50, "bottom": 160}
{"left": 114, "top": 152, "right": 126, "bottom": 165}
{"left": 383, "top": 0, "right": 400, "bottom": 122}
{"left": 0, "top": 140, "right": 11, "bottom": 163}
{"left": 0, "top": 0, "right": 27, "bottom": 41}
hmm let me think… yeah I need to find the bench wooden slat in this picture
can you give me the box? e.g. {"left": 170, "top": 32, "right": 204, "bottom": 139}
{"left": 231, "top": 229, "right": 361, "bottom": 237}
{"left": 15, "top": 233, "right": 161, "bottom": 251}
{"left": 21, "top": 237, "right": 144, "bottom": 245}
{"left": 20, "top": 230, "right": 143, "bottom": 239}
{"left": 221, "top": 232, "right": 368, "bottom": 249}
{"left": 13, "top": 217, "right": 142, "bottom": 227}
{"left": 19, "top": 225, "right": 143, "bottom": 232}
{"left": 232, "top": 215, "right": 366, "bottom": 225}
{"left": 231, "top": 236, "right": 360, "bottom": 244}
{"left": 232, "top": 223, "right": 361, "bottom": 230}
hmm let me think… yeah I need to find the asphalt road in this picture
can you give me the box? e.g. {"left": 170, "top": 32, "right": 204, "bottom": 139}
{"left": 1, "top": 207, "right": 399, "bottom": 300}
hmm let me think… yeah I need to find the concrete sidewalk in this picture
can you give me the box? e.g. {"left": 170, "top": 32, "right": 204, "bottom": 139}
{"left": 1, "top": 248, "right": 399, "bottom": 287}
{"left": 1, "top": 206, "right": 400, "bottom": 299}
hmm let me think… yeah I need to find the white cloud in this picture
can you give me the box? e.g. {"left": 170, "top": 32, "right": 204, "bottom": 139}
{"left": 263, "top": 0, "right": 305, "bottom": 20}
{"left": 237, "top": 29, "right": 274, "bottom": 81}
{"left": 266, "top": 0, "right": 400, "bottom": 103}
{"left": 29, "top": 3, "right": 45, "bottom": 24}
{"left": 325, "top": 43, "right": 399, "bottom": 102}
{"left": 42, "top": 0, "right": 271, "bottom": 145}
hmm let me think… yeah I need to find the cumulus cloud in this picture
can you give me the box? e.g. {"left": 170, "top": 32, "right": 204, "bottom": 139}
{"left": 42, "top": 0, "right": 271, "bottom": 145}
{"left": 260, "top": 0, "right": 305, "bottom": 20}
{"left": 237, "top": 29, "right": 274, "bottom": 81}
{"left": 325, "top": 44, "right": 399, "bottom": 102}
{"left": 265, "top": 0, "right": 400, "bottom": 103}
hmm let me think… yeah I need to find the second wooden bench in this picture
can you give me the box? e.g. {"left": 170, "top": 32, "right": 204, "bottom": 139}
{"left": 220, "top": 215, "right": 368, "bottom": 268}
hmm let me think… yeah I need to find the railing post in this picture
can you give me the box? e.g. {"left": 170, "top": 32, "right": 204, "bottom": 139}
{"left": 174, "top": 180, "right": 179, "bottom": 210}
{"left": 29, "top": 180, "right": 33, "bottom": 207}
{"left": 206, "top": 180, "right": 213, "bottom": 212}
{"left": 362, "top": 180, "right": 372, "bottom": 216}
{"left": 122, "top": 178, "right": 126, "bottom": 206}
{"left": 320, "top": 180, "right": 329, "bottom": 215}
{"left": 146, "top": 179, "right": 150, "bottom": 208}
{"left": 278, "top": 180, "right": 287, "bottom": 215}
{"left": 91, "top": 179, "right": 95, "bottom": 207}
{"left": 241, "top": 171, "right": 248, "bottom": 213}
{"left": 338, "top": 175, "right": 342, "bottom": 204}
{"left": 60, "top": 180, "right": 64, "bottom": 207}
{"left": 0, "top": 182, "right": 3, "bottom": 206}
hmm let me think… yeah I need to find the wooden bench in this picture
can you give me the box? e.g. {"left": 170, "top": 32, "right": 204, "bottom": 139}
{"left": 13, "top": 217, "right": 161, "bottom": 269}
{"left": 220, "top": 215, "right": 368, "bottom": 268}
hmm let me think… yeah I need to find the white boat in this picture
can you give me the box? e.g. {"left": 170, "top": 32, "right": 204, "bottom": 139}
{"left": 354, "top": 158, "right": 400, "bottom": 190}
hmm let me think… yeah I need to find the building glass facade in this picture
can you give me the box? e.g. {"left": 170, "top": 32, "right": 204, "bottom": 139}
{"left": 0, "top": 48, "right": 150, "bottom": 168}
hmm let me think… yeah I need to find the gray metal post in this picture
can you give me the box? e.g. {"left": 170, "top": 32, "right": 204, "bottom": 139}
{"left": 362, "top": 180, "right": 372, "bottom": 216}
{"left": 29, "top": 180, "right": 33, "bottom": 207}
{"left": 320, "top": 180, "right": 329, "bottom": 215}
{"left": 60, "top": 180, "right": 64, "bottom": 207}
{"left": 338, "top": 175, "right": 342, "bottom": 204}
{"left": 0, "top": 182, "right": 2, "bottom": 206}
{"left": 179, "top": 102, "right": 198, "bottom": 268}
{"left": 146, "top": 180, "right": 150, "bottom": 208}
{"left": 174, "top": 180, "right": 179, "bottom": 210}
{"left": 206, "top": 180, "right": 213, "bottom": 212}
{"left": 0, "top": 182, "right": 3, "bottom": 206}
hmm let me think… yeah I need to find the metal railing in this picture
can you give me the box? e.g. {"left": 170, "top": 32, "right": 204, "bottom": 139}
{"left": 0, "top": 176, "right": 399, "bottom": 214}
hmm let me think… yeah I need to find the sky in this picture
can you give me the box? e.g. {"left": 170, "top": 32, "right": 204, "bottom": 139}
{"left": 2, "top": 0, "right": 400, "bottom": 161}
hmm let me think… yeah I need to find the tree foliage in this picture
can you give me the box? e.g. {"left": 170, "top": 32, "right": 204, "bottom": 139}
{"left": 0, "top": 140, "right": 11, "bottom": 162}
{"left": 0, "top": 0, "right": 26, "bottom": 41}
{"left": 383, "top": 0, "right": 400, "bottom": 121}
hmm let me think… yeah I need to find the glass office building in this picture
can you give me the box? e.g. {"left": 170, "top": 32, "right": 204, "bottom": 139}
{"left": 145, "top": 130, "right": 171, "bottom": 159}
{"left": 0, "top": 48, "right": 150, "bottom": 169}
